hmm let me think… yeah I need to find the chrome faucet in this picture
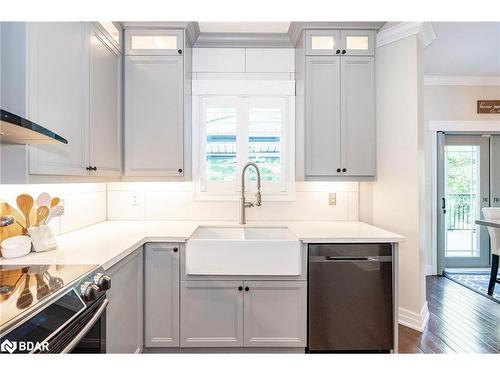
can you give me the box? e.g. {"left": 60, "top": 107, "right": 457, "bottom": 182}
{"left": 240, "top": 162, "right": 262, "bottom": 224}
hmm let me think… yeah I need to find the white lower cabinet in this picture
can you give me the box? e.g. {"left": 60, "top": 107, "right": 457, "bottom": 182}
{"left": 180, "top": 281, "right": 244, "bottom": 347}
{"left": 106, "top": 247, "right": 143, "bottom": 353}
{"left": 144, "top": 243, "right": 180, "bottom": 347}
{"left": 180, "top": 280, "right": 307, "bottom": 348}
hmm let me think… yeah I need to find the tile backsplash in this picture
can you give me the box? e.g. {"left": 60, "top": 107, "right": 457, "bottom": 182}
{"left": 107, "top": 181, "right": 359, "bottom": 221}
{"left": 1, "top": 181, "right": 359, "bottom": 236}
{"left": 0, "top": 183, "right": 107, "bottom": 235}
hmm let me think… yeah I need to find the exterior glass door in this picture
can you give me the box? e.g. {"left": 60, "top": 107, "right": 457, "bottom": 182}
{"left": 437, "top": 134, "right": 491, "bottom": 273}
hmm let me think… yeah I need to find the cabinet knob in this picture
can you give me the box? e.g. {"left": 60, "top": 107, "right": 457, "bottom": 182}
{"left": 336, "top": 49, "right": 341, "bottom": 54}
{"left": 238, "top": 286, "right": 243, "bottom": 291}
{"left": 172, "top": 247, "right": 178, "bottom": 252}
{"left": 178, "top": 168, "right": 183, "bottom": 173}
{"left": 244, "top": 286, "right": 249, "bottom": 292}
{"left": 86, "top": 166, "right": 91, "bottom": 171}
{"left": 178, "top": 49, "right": 183, "bottom": 55}
{"left": 342, "top": 50, "right": 346, "bottom": 54}
{"left": 336, "top": 168, "right": 341, "bottom": 173}
{"left": 93, "top": 166, "right": 97, "bottom": 171}
{"left": 342, "top": 168, "right": 347, "bottom": 173}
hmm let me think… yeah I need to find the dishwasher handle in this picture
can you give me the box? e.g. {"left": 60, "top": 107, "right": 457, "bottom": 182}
{"left": 309, "top": 255, "right": 392, "bottom": 263}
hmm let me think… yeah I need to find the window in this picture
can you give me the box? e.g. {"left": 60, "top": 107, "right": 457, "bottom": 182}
{"left": 194, "top": 93, "right": 294, "bottom": 200}
{"left": 311, "top": 36, "right": 335, "bottom": 50}
{"left": 346, "top": 36, "right": 369, "bottom": 50}
{"left": 130, "top": 35, "right": 177, "bottom": 50}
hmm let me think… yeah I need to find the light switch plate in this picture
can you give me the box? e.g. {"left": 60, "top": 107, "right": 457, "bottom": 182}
{"left": 328, "top": 192, "right": 336, "bottom": 205}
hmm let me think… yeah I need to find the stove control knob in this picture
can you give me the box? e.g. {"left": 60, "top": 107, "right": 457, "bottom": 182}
{"left": 94, "top": 273, "right": 111, "bottom": 291}
{"left": 81, "top": 282, "right": 99, "bottom": 302}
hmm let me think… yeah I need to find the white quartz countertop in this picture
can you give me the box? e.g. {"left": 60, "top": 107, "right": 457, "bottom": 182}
{"left": 0, "top": 220, "right": 404, "bottom": 270}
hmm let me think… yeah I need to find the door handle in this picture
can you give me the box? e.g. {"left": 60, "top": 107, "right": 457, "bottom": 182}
{"left": 442, "top": 197, "right": 446, "bottom": 214}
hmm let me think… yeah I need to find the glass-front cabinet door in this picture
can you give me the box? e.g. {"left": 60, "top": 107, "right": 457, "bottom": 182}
{"left": 125, "top": 29, "right": 184, "bottom": 56}
{"left": 340, "top": 30, "right": 375, "bottom": 56}
{"left": 305, "top": 30, "right": 341, "bottom": 55}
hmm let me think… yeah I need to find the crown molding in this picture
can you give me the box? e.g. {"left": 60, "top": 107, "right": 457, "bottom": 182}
{"left": 376, "top": 22, "right": 436, "bottom": 48}
{"left": 288, "top": 21, "right": 385, "bottom": 46}
{"left": 194, "top": 33, "right": 293, "bottom": 48}
{"left": 424, "top": 75, "right": 500, "bottom": 86}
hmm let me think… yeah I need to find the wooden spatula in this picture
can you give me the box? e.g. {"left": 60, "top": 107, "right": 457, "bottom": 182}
{"left": 16, "top": 194, "right": 34, "bottom": 228}
{"left": 36, "top": 206, "right": 50, "bottom": 226}
{"left": 50, "top": 197, "right": 60, "bottom": 208}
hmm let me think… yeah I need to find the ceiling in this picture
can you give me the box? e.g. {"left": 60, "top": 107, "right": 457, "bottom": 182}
{"left": 198, "top": 22, "right": 291, "bottom": 34}
{"left": 424, "top": 22, "right": 500, "bottom": 76}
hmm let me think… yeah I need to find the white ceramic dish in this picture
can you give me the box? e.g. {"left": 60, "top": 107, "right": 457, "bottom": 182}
{"left": 1, "top": 235, "right": 32, "bottom": 258}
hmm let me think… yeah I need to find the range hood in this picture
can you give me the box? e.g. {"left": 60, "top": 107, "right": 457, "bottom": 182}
{"left": 0, "top": 109, "right": 68, "bottom": 145}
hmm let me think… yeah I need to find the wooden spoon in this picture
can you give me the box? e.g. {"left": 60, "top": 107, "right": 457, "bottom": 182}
{"left": 36, "top": 206, "right": 50, "bottom": 226}
{"left": 0, "top": 201, "right": 26, "bottom": 229}
{"left": 50, "top": 197, "right": 60, "bottom": 208}
{"left": 16, "top": 194, "right": 34, "bottom": 228}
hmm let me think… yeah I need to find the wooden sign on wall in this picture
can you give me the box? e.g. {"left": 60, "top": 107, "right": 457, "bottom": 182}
{"left": 477, "top": 100, "right": 500, "bottom": 114}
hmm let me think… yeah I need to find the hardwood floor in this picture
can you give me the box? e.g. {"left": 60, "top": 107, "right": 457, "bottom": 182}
{"left": 398, "top": 276, "right": 500, "bottom": 353}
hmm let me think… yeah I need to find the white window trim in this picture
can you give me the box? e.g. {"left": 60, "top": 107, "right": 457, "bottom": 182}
{"left": 192, "top": 80, "right": 295, "bottom": 201}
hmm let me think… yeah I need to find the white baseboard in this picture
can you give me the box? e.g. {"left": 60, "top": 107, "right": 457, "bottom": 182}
{"left": 424, "top": 264, "right": 434, "bottom": 276}
{"left": 398, "top": 302, "right": 430, "bottom": 332}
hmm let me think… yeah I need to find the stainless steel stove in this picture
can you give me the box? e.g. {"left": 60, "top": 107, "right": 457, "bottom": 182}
{"left": 0, "top": 264, "right": 111, "bottom": 353}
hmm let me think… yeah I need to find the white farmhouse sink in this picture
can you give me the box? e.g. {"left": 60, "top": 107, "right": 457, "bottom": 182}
{"left": 186, "top": 226, "right": 301, "bottom": 276}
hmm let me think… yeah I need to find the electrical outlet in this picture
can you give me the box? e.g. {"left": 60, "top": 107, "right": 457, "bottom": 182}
{"left": 131, "top": 194, "right": 139, "bottom": 206}
{"left": 328, "top": 192, "right": 336, "bottom": 206}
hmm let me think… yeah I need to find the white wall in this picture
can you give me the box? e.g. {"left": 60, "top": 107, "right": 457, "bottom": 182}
{"left": 371, "top": 35, "right": 428, "bottom": 328}
{"left": 0, "top": 183, "right": 107, "bottom": 235}
{"left": 107, "top": 181, "right": 359, "bottom": 222}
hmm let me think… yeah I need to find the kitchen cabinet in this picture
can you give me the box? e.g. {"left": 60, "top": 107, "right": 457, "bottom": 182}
{"left": 124, "top": 54, "right": 184, "bottom": 176}
{"left": 180, "top": 280, "right": 244, "bottom": 347}
{"left": 106, "top": 247, "right": 144, "bottom": 353}
{"left": 305, "top": 29, "right": 375, "bottom": 56}
{"left": 125, "top": 29, "right": 184, "bottom": 56}
{"left": 0, "top": 22, "right": 123, "bottom": 182}
{"left": 301, "top": 29, "right": 376, "bottom": 179}
{"left": 243, "top": 281, "right": 307, "bottom": 347}
{"left": 144, "top": 243, "right": 180, "bottom": 347}
{"left": 89, "top": 23, "right": 122, "bottom": 176}
{"left": 180, "top": 280, "right": 306, "bottom": 348}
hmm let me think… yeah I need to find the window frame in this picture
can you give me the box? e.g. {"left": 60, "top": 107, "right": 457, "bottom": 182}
{"left": 192, "top": 80, "right": 295, "bottom": 201}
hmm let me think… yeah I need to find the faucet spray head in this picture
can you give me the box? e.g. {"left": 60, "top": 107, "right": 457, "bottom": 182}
{"left": 255, "top": 191, "right": 262, "bottom": 206}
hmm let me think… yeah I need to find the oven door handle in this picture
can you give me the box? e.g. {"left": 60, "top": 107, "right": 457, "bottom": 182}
{"left": 61, "top": 298, "right": 109, "bottom": 354}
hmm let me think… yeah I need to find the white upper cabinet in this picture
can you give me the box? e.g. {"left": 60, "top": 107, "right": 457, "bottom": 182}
{"left": 28, "top": 22, "right": 89, "bottom": 176}
{"left": 340, "top": 30, "right": 375, "bottom": 56}
{"left": 124, "top": 55, "right": 184, "bottom": 176}
{"left": 125, "top": 29, "right": 184, "bottom": 56}
{"left": 89, "top": 23, "right": 122, "bottom": 176}
{"left": 305, "top": 30, "right": 341, "bottom": 55}
{"left": 305, "top": 29, "right": 375, "bottom": 56}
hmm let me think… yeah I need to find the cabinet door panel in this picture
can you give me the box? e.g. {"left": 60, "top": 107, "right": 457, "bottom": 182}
{"left": 106, "top": 248, "right": 143, "bottom": 353}
{"left": 180, "top": 281, "right": 243, "bottom": 347}
{"left": 341, "top": 56, "right": 375, "bottom": 176}
{"left": 28, "top": 22, "right": 88, "bottom": 175}
{"left": 340, "top": 30, "right": 375, "bottom": 56}
{"left": 305, "top": 30, "right": 341, "bottom": 56}
{"left": 243, "top": 281, "right": 307, "bottom": 347}
{"left": 305, "top": 56, "right": 341, "bottom": 176}
{"left": 125, "top": 55, "right": 184, "bottom": 176}
{"left": 89, "top": 24, "right": 121, "bottom": 175}
{"left": 144, "top": 243, "right": 180, "bottom": 347}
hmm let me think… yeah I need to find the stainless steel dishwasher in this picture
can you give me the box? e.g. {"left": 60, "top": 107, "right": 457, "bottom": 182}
{"left": 307, "top": 243, "right": 394, "bottom": 352}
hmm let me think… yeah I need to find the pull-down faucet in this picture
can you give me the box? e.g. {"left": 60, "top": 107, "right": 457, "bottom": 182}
{"left": 240, "top": 162, "right": 262, "bottom": 224}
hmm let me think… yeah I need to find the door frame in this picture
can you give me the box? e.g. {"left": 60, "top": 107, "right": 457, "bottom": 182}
{"left": 429, "top": 121, "right": 500, "bottom": 275}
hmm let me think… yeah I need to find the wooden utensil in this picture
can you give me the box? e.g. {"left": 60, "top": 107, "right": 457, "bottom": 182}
{"left": 16, "top": 272, "right": 33, "bottom": 309}
{"left": 0, "top": 201, "right": 26, "bottom": 229}
{"left": 36, "top": 206, "right": 50, "bottom": 226}
{"left": 50, "top": 197, "right": 60, "bottom": 208}
{"left": 36, "top": 192, "right": 51, "bottom": 208}
{"left": 16, "top": 194, "right": 34, "bottom": 228}
{"left": 0, "top": 202, "right": 26, "bottom": 239}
